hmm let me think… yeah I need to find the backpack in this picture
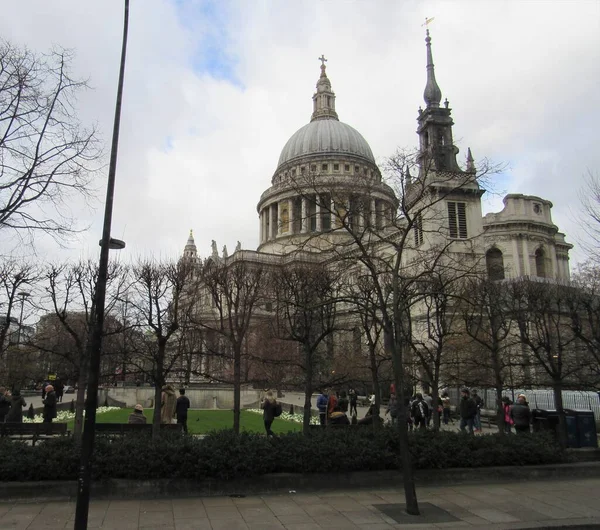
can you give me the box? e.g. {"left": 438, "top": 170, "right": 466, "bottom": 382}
{"left": 273, "top": 402, "right": 282, "bottom": 417}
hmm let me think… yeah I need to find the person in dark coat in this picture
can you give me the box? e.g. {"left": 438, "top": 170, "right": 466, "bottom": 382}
{"left": 175, "top": 389, "right": 191, "bottom": 433}
{"left": 0, "top": 387, "right": 10, "bottom": 423}
{"left": 386, "top": 394, "right": 398, "bottom": 425}
{"left": 328, "top": 406, "right": 350, "bottom": 425}
{"left": 510, "top": 394, "right": 531, "bottom": 434}
{"left": 337, "top": 391, "right": 349, "bottom": 413}
{"left": 54, "top": 380, "right": 64, "bottom": 403}
{"left": 5, "top": 390, "right": 26, "bottom": 423}
{"left": 260, "top": 391, "right": 278, "bottom": 436}
{"left": 459, "top": 388, "right": 477, "bottom": 434}
{"left": 42, "top": 385, "right": 57, "bottom": 423}
{"left": 411, "top": 393, "right": 429, "bottom": 430}
{"left": 349, "top": 389, "right": 358, "bottom": 417}
{"left": 128, "top": 404, "right": 147, "bottom": 424}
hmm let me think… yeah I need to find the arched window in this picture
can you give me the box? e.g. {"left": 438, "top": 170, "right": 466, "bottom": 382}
{"left": 535, "top": 248, "right": 546, "bottom": 278}
{"left": 486, "top": 248, "right": 505, "bottom": 281}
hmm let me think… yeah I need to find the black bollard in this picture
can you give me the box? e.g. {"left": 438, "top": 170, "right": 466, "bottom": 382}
{"left": 27, "top": 403, "right": 35, "bottom": 419}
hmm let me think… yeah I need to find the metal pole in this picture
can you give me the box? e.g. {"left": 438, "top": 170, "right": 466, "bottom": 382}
{"left": 74, "top": 1, "right": 129, "bottom": 528}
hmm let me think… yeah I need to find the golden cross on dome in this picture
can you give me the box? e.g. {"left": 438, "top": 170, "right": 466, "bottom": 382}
{"left": 318, "top": 54, "right": 327, "bottom": 67}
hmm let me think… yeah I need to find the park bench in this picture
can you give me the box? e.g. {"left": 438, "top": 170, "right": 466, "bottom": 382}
{"left": 95, "top": 423, "right": 184, "bottom": 436}
{"left": 0, "top": 422, "right": 68, "bottom": 446}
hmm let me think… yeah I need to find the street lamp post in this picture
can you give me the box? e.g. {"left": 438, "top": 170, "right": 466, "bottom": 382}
{"left": 16, "top": 291, "right": 30, "bottom": 346}
{"left": 74, "top": 1, "right": 129, "bottom": 528}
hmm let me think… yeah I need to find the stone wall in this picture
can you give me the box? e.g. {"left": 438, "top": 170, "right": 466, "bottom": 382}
{"left": 101, "top": 386, "right": 262, "bottom": 409}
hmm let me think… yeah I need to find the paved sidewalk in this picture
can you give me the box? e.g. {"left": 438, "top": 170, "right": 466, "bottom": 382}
{"left": 1, "top": 478, "right": 600, "bottom": 529}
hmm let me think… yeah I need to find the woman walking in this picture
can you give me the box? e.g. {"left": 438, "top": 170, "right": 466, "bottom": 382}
{"left": 5, "top": 390, "right": 27, "bottom": 423}
{"left": 261, "top": 391, "right": 279, "bottom": 437}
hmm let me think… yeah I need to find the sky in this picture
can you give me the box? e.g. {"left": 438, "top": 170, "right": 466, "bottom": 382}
{"left": 1, "top": 0, "right": 599, "bottom": 266}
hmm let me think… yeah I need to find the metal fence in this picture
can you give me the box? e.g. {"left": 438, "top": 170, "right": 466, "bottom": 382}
{"left": 447, "top": 388, "right": 600, "bottom": 421}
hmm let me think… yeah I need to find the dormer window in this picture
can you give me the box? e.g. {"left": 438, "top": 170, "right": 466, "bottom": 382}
{"left": 333, "top": 164, "right": 339, "bottom": 171}
{"left": 533, "top": 203, "right": 542, "bottom": 214}
{"left": 322, "top": 163, "right": 328, "bottom": 171}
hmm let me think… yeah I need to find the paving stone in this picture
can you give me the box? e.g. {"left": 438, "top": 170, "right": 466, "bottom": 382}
{"left": 175, "top": 518, "right": 213, "bottom": 530}
{"left": 210, "top": 518, "right": 249, "bottom": 530}
{"left": 202, "top": 497, "right": 235, "bottom": 507}
{"left": 276, "top": 513, "right": 316, "bottom": 525}
{"left": 468, "top": 508, "right": 520, "bottom": 523}
{"left": 204, "top": 506, "right": 242, "bottom": 519}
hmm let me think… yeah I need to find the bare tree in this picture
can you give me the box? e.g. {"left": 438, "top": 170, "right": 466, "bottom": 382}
{"left": 0, "top": 40, "right": 102, "bottom": 244}
{"left": 126, "top": 259, "right": 194, "bottom": 436}
{"left": 35, "top": 260, "right": 125, "bottom": 439}
{"left": 577, "top": 171, "right": 600, "bottom": 263}
{"left": 271, "top": 263, "right": 340, "bottom": 434}
{"left": 511, "top": 278, "right": 584, "bottom": 447}
{"left": 460, "top": 276, "right": 520, "bottom": 433}
{"left": 197, "top": 257, "right": 265, "bottom": 434}
{"left": 0, "top": 259, "right": 38, "bottom": 364}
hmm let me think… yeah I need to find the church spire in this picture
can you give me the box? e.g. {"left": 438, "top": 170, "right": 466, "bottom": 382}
{"left": 183, "top": 229, "right": 197, "bottom": 260}
{"left": 311, "top": 55, "right": 339, "bottom": 122}
{"left": 423, "top": 29, "right": 442, "bottom": 108}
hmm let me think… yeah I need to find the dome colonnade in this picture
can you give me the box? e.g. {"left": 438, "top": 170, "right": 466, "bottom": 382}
{"left": 256, "top": 56, "right": 397, "bottom": 254}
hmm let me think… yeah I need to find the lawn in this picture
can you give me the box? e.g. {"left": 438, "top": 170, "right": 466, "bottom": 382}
{"left": 65, "top": 409, "right": 302, "bottom": 435}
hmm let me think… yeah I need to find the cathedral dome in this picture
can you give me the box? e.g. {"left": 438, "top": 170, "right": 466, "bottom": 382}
{"left": 277, "top": 119, "right": 375, "bottom": 169}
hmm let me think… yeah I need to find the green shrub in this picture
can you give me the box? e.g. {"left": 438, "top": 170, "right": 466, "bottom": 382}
{"left": 0, "top": 429, "right": 566, "bottom": 482}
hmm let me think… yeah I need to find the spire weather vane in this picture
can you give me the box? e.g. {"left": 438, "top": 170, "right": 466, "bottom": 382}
{"left": 422, "top": 17, "right": 435, "bottom": 27}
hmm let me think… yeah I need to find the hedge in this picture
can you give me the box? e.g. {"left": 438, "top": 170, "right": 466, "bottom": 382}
{"left": 0, "top": 429, "right": 566, "bottom": 482}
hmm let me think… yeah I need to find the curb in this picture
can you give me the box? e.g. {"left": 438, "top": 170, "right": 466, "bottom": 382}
{"left": 1, "top": 462, "right": 599, "bottom": 502}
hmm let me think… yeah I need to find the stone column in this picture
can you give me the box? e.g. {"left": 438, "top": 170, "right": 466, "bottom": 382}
{"left": 521, "top": 238, "right": 530, "bottom": 276}
{"left": 289, "top": 198, "right": 294, "bottom": 235}
{"left": 331, "top": 197, "right": 336, "bottom": 229}
{"left": 277, "top": 201, "right": 282, "bottom": 236}
{"left": 301, "top": 198, "right": 308, "bottom": 233}
{"left": 316, "top": 198, "right": 322, "bottom": 232}
{"left": 370, "top": 199, "right": 377, "bottom": 227}
{"left": 271, "top": 204, "right": 277, "bottom": 239}
{"left": 511, "top": 238, "right": 521, "bottom": 277}
{"left": 550, "top": 245, "right": 558, "bottom": 280}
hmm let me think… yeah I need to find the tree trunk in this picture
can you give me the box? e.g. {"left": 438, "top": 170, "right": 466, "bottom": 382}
{"left": 552, "top": 377, "right": 567, "bottom": 448}
{"left": 386, "top": 329, "right": 419, "bottom": 515}
{"left": 431, "top": 388, "right": 440, "bottom": 431}
{"left": 233, "top": 345, "right": 241, "bottom": 435}
{"left": 369, "top": 345, "right": 382, "bottom": 429}
{"left": 302, "top": 346, "right": 313, "bottom": 435}
{"left": 152, "top": 350, "right": 165, "bottom": 439}
{"left": 494, "top": 370, "right": 505, "bottom": 436}
{"left": 73, "top": 369, "right": 87, "bottom": 441}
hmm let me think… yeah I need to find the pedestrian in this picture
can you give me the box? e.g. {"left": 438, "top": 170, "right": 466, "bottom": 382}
{"left": 317, "top": 389, "right": 329, "bottom": 427}
{"left": 128, "top": 404, "right": 147, "bottom": 424}
{"left": 327, "top": 389, "right": 338, "bottom": 417}
{"left": 459, "top": 388, "right": 477, "bottom": 434}
{"left": 502, "top": 396, "right": 513, "bottom": 434}
{"left": 337, "top": 391, "right": 349, "bottom": 413}
{"left": 5, "top": 389, "right": 27, "bottom": 423}
{"left": 328, "top": 406, "right": 350, "bottom": 425}
{"left": 176, "top": 388, "right": 191, "bottom": 433}
{"left": 42, "top": 385, "right": 57, "bottom": 423}
{"left": 510, "top": 394, "right": 531, "bottom": 434}
{"left": 54, "top": 379, "right": 64, "bottom": 403}
{"left": 260, "top": 390, "right": 279, "bottom": 436}
{"left": 423, "top": 392, "right": 433, "bottom": 427}
{"left": 411, "top": 393, "right": 428, "bottom": 430}
{"left": 472, "top": 390, "right": 484, "bottom": 432}
{"left": 441, "top": 392, "right": 452, "bottom": 425}
{"left": 349, "top": 389, "right": 358, "bottom": 417}
{"left": 160, "top": 384, "right": 177, "bottom": 424}
{"left": 0, "top": 387, "right": 10, "bottom": 423}
{"left": 386, "top": 393, "right": 398, "bottom": 425}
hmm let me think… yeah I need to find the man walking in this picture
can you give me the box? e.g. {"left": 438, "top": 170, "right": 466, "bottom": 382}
{"left": 175, "top": 388, "right": 191, "bottom": 433}
{"left": 472, "top": 389, "right": 484, "bottom": 432}
{"left": 411, "top": 393, "right": 428, "bottom": 430}
{"left": 0, "top": 387, "right": 11, "bottom": 423}
{"left": 459, "top": 388, "right": 477, "bottom": 434}
{"left": 42, "top": 385, "right": 57, "bottom": 423}
{"left": 349, "top": 389, "right": 358, "bottom": 417}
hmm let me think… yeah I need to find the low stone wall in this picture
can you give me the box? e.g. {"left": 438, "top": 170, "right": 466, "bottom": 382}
{"left": 102, "top": 386, "right": 261, "bottom": 409}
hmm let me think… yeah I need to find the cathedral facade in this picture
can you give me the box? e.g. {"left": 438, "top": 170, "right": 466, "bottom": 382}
{"left": 182, "top": 30, "right": 572, "bottom": 388}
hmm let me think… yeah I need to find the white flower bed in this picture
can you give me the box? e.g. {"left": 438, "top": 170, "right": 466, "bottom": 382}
{"left": 246, "top": 408, "right": 320, "bottom": 425}
{"left": 23, "top": 406, "right": 120, "bottom": 423}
